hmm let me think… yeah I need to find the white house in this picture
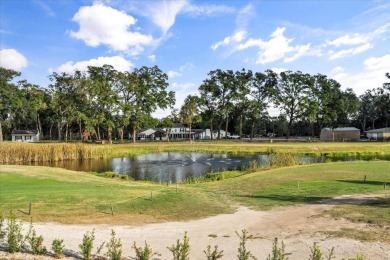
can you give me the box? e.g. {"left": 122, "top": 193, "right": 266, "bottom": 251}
{"left": 137, "top": 128, "right": 166, "bottom": 140}
{"left": 11, "top": 130, "right": 40, "bottom": 142}
{"left": 365, "top": 128, "right": 390, "bottom": 140}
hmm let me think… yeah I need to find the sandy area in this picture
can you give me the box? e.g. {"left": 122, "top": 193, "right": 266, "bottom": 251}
{"left": 1, "top": 195, "right": 389, "bottom": 260}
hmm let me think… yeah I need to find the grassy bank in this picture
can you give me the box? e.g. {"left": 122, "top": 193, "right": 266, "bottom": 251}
{"left": 1, "top": 141, "right": 389, "bottom": 163}
{"left": 1, "top": 161, "right": 389, "bottom": 225}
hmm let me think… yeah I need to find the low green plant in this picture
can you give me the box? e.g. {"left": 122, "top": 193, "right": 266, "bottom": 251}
{"left": 105, "top": 230, "right": 122, "bottom": 260}
{"left": 266, "top": 238, "right": 290, "bottom": 260}
{"left": 79, "top": 229, "right": 95, "bottom": 260}
{"left": 51, "top": 239, "right": 65, "bottom": 258}
{"left": 25, "top": 220, "right": 46, "bottom": 255}
{"left": 204, "top": 245, "right": 224, "bottom": 260}
{"left": 0, "top": 211, "right": 5, "bottom": 244}
{"left": 353, "top": 254, "right": 365, "bottom": 260}
{"left": 309, "top": 242, "right": 334, "bottom": 260}
{"left": 236, "top": 229, "right": 256, "bottom": 260}
{"left": 133, "top": 241, "right": 154, "bottom": 260}
{"left": 6, "top": 211, "right": 23, "bottom": 253}
{"left": 167, "top": 231, "right": 190, "bottom": 260}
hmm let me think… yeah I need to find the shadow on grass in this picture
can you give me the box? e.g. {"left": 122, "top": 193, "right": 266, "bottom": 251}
{"left": 235, "top": 194, "right": 331, "bottom": 204}
{"left": 235, "top": 194, "right": 390, "bottom": 207}
{"left": 337, "top": 180, "right": 389, "bottom": 186}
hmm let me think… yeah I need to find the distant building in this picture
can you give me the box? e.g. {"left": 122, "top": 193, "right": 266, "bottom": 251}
{"left": 365, "top": 128, "right": 390, "bottom": 140}
{"left": 320, "top": 127, "right": 360, "bottom": 141}
{"left": 11, "top": 130, "right": 40, "bottom": 142}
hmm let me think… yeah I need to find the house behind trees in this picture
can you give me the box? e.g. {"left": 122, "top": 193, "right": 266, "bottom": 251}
{"left": 320, "top": 127, "right": 360, "bottom": 141}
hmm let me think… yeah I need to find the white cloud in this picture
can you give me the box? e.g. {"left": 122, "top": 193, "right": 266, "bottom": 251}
{"left": 0, "top": 49, "right": 28, "bottom": 71}
{"left": 69, "top": 3, "right": 153, "bottom": 54}
{"left": 328, "top": 43, "right": 372, "bottom": 60}
{"left": 54, "top": 56, "right": 133, "bottom": 74}
{"left": 148, "top": 55, "right": 156, "bottom": 62}
{"left": 330, "top": 54, "right": 390, "bottom": 95}
{"left": 271, "top": 68, "right": 289, "bottom": 74}
{"left": 183, "top": 3, "right": 235, "bottom": 17}
{"left": 236, "top": 27, "right": 315, "bottom": 64}
{"left": 34, "top": 0, "right": 55, "bottom": 17}
{"left": 211, "top": 30, "right": 247, "bottom": 50}
{"left": 168, "top": 70, "right": 181, "bottom": 78}
{"left": 145, "top": 0, "right": 188, "bottom": 35}
{"left": 326, "top": 33, "right": 369, "bottom": 47}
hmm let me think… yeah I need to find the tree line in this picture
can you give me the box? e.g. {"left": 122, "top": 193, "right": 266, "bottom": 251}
{"left": 0, "top": 65, "right": 389, "bottom": 142}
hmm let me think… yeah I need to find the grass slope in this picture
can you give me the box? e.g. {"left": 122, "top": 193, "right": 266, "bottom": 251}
{"left": 1, "top": 161, "right": 389, "bottom": 225}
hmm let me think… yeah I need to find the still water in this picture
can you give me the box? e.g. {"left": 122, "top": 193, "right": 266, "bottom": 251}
{"left": 35, "top": 152, "right": 376, "bottom": 183}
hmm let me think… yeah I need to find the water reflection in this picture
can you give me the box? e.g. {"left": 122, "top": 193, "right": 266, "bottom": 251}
{"left": 19, "top": 152, "right": 387, "bottom": 183}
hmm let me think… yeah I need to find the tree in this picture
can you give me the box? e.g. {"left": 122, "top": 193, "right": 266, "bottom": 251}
{"left": 130, "top": 66, "right": 175, "bottom": 143}
{"left": 274, "top": 71, "right": 313, "bottom": 139}
{"left": 179, "top": 95, "right": 201, "bottom": 142}
{"left": 0, "top": 67, "right": 22, "bottom": 141}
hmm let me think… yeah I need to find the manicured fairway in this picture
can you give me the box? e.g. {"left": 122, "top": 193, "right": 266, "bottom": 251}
{"left": 1, "top": 161, "right": 389, "bottom": 225}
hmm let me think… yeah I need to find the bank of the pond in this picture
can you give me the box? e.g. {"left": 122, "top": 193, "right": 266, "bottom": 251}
{"left": 1, "top": 141, "right": 389, "bottom": 164}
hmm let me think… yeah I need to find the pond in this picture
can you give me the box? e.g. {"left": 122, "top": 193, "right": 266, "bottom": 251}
{"left": 29, "top": 152, "right": 387, "bottom": 183}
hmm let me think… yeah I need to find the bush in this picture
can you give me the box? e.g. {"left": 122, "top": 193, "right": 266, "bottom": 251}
{"left": 269, "top": 153, "right": 299, "bottom": 167}
{"left": 79, "top": 229, "right": 95, "bottom": 260}
{"left": 6, "top": 211, "right": 23, "bottom": 253}
{"left": 204, "top": 245, "right": 224, "bottom": 260}
{"left": 167, "top": 231, "right": 190, "bottom": 260}
{"left": 105, "top": 230, "right": 122, "bottom": 260}
{"left": 133, "top": 241, "right": 154, "bottom": 260}
{"left": 236, "top": 229, "right": 256, "bottom": 260}
{"left": 309, "top": 242, "right": 335, "bottom": 260}
{"left": 26, "top": 220, "right": 46, "bottom": 255}
{"left": 52, "top": 239, "right": 65, "bottom": 258}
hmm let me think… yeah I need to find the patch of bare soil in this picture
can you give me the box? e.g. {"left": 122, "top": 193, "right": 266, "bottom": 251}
{"left": 1, "top": 195, "right": 389, "bottom": 259}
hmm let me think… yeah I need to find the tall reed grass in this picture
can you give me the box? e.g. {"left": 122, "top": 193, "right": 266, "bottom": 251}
{"left": 0, "top": 143, "right": 109, "bottom": 164}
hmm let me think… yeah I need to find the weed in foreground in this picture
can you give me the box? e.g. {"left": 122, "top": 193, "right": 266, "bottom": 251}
{"left": 105, "top": 229, "right": 122, "bottom": 260}
{"left": 25, "top": 220, "right": 46, "bottom": 255}
{"left": 79, "top": 229, "right": 95, "bottom": 260}
{"left": 167, "top": 231, "right": 191, "bottom": 260}
{"left": 51, "top": 238, "right": 65, "bottom": 258}
{"left": 133, "top": 241, "right": 154, "bottom": 260}
{"left": 309, "top": 242, "right": 335, "bottom": 260}
{"left": 6, "top": 211, "right": 23, "bottom": 253}
{"left": 204, "top": 244, "right": 224, "bottom": 260}
{"left": 236, "top": 229, "right": 257, "bottom": 260}
{"left": 266, "top": 238, "right": 291, "bottom": 260}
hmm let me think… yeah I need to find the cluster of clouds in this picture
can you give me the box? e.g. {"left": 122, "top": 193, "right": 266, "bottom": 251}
{"left": 211, "top": 3, "right": 389, "bottom": 65}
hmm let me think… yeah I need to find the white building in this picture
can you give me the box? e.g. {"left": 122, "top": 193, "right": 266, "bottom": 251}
{"left": 11, "top": 130, "right": 40, "bottom": 142}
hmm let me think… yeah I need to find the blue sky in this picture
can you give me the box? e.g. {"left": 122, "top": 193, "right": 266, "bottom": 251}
{"left": 1, "top": 0, "right": 389, "bottom": 118}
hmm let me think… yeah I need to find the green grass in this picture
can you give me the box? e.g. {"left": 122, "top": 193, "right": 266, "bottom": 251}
{"left": 0, "top": 161, "right": 389, "bottom": 226}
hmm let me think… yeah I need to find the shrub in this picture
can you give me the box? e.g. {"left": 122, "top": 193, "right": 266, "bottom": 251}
{"left": 167, "top": 231, "right": 190, "bottom": 260}
{"left": 204, "top": 245, "right": 224, "bottom": 260}
{"left": 133, "top": 241, "right": 154, "bottom": 260}
{"left": 26, "top": 220, "right": 46, "bottom": 255}
{"left": 79, "top": 229, "right": 95, "bottom": 260}
{"left": 236, "top": 229, "right": 256, "bottom": 260}
{"left": 105, "top": 230, "right": 122, "bottom": 260}
{"left": 267, "top": 238, "right": 290, "bottom": 260}
{"left": 0, "top": 211, "right": 5, "bottom": 244}
{"left": 269, "top": 153, "right": 298, "bottom": 167}
{"left": 6, "top": 211, "right": 23, "bottom": 253}
{"left": 52, "top": 239, "right": 65, "bottom": 258}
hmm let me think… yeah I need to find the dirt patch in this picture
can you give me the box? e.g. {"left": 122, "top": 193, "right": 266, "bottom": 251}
{"left": 1, "top": 195, "right": 389, "bottom": 259}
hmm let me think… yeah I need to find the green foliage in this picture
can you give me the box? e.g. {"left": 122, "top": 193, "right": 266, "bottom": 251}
{"left": 133, "top": 241, "right": 154, "bottom": 260}
{"left": 308, "top": 242, "right": 334, "bottom": 260}
{"left": 204, "top": 245, "right": 224, "bottom": 260}
{"left": 167, "top": 231, "right": 191, "bottom": 260}
{"left": 352, "top": 254, "right": 365, "bottom": 260}
{"left": 79, "top": 229, "right": 95, "bottom": 260}
{"left": 26, "top": 220, "right": 46, "bottom": 255}
{"left": 6, "top": 211, "right": 23, "bottom": 253}
{"left": 0, "top": 211, "right": 5, "bottom": 244}
{"left": 266, "top": 238, "right": 290, "bottom": 260}
{"left": 51, "top": 238, "right": 65, "bottom": 258}
{"left": 105, "top": 230, "right": 122, "bottom": 260}
{"left": 236, "top": 229, "right": 257, "bottom": 260}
